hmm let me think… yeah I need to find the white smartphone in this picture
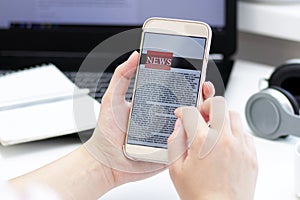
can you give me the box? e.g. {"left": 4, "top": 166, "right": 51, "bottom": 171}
{"left": 124, "top": 17, "right": 212, "bottom": 163}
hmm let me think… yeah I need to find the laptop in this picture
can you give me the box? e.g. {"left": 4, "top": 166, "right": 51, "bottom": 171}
{"left": 0, "top": 0, "right": 237, "bottom": 101}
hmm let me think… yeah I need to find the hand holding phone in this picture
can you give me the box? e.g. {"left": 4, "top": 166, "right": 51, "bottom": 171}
{"left": 84, "top": 51, "right": 214, "bottom": 188}
{"left": 84, "top": 52, "right": 166, "bottom": 185}
{"left": 124, "top": 18, "right": 212, "bottom": 163}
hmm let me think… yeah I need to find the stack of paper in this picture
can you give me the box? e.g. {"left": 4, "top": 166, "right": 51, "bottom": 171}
{"left": 0, "top": 64, "right": 100, "bottom": 146}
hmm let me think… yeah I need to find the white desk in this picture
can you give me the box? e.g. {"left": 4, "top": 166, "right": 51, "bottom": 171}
{"left": 0, "top": 60, "right": 299, "bottom": 199}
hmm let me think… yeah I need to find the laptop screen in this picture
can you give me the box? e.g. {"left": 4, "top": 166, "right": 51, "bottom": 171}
{"left": 0, "top": 0, "right": 235, "bottom": 56}
{"left": 0, "top": 1, "right": 224, "bottom": 28}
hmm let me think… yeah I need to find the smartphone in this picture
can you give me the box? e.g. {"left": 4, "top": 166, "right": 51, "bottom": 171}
{"left": 124, "top": 17, "right": 212, "bottom": 163}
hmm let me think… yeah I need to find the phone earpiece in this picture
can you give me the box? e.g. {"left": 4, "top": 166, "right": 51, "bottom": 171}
{"left": 245, "top": 60, "right": 300, "bottom": 140}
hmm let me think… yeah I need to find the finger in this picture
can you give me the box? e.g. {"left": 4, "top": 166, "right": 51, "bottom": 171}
{"left": 202, "top": 81, "right": 215, "bottom": 100}
{"left": 245, "top": 133, "right": 257, "bottom": 155}
{"left": 199, "top": 97, "right": 231, "bottom": 137}
{"left": 197, "top": 104, "right": 209, "bottom": 122}
{"left": 195, "top": 97, "right": 233, "bottom": 159}
{"left": 244, "top": 133, "right": 258, "bottom": 170}
{"left": 197, "top": 97, "right": 230, "bottom": 158}
{"left": 174, "top": 106, "right": 209, "bottom": 153}
{"left": 106, "top": 51, "right": 139, "bottom": 96}
{"left": 229, "top": 111, "right": 245, "bottom": 143}
{"left": 197, "top": 82, "right": 216, "bottom": 122}
{"left": 168, "top": 119, "right": 187, "bottom": 166}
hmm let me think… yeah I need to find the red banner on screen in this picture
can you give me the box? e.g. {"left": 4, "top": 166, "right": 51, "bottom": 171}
{"left": 145, "top": 50, "right": 173, "bottom": 70}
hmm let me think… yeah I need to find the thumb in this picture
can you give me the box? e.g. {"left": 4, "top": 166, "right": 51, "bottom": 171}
{"left": 168, "top": 119, "right": 187, "bottom": 165}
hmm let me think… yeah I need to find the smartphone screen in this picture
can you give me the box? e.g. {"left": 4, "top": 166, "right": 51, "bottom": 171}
{"left": 127, "top": 32, "right": 206, "bottom": 149}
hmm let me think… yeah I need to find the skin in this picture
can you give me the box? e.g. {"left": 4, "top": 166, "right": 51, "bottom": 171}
{"left": 168, "top": 97, "right": 258, "bottom": 200}
{"left": 8, "top": 51, "right": 217, "bottom": 199}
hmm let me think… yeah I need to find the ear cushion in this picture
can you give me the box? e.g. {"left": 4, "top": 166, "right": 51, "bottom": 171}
{"left": 269, "top": 62, "right": 300, "bottom": 105}
{"left": 245, "top": 88, "right": 290, "bottom": 139}
{"left": 270, "top": 86, "right": 299, "bottom": 115}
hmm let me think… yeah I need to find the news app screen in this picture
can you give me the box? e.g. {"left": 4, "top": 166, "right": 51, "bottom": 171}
{"left": 127, "top": 32, "right": 206, "bottom": 148}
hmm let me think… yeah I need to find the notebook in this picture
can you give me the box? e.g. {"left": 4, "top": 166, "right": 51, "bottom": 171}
{"left": 0, "top": 64, "right": 100, "bottom": 146}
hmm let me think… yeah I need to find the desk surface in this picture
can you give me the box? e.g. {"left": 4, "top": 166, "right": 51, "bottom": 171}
{"left": 0, "top": 60, "right": 299, "bottom": 199}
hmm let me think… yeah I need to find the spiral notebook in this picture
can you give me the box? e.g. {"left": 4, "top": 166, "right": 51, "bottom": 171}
{"left": 0, "top": 64, "right": 100, "bottom": 146}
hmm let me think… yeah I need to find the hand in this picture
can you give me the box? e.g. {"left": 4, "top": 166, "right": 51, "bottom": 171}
{"left": 84, "top": 51, "right": 215, "bottom": 188}
{"left": 7, "top": 51, "right": 215, "bottom": 200}
{"left": 168, "top": 97, "right": 258, "bottom": 200}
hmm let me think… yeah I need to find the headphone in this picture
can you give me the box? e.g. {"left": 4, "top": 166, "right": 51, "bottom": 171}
{"left": 245, "top": 60, "right": 300, "bottom": 140}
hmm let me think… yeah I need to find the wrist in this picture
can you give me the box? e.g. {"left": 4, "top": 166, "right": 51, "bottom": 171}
{"left": 79, "top": 146, "right": 116, "bottom": 196}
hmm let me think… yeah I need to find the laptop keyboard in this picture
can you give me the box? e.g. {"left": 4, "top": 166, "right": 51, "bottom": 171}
{"left": 64, "top": 71, "right": 135, "bottom": 102}
{"left": 0, "top": 59, "right": 233, "bottom": 103}
{"left": 0, "top": 70, "right": 14, "bottom": 76}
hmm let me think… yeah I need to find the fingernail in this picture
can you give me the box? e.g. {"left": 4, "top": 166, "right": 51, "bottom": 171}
{"left": 204, "top": 81, "right": 215, "bottom": 97}
{"left": 203, "top": 81, "right": 211, "bottom": 90}
{"left": 174, "top": 107, "right": 183, "bottom": 118}
{"left": 128, "top": 51, "right": 138, "bottom": 60}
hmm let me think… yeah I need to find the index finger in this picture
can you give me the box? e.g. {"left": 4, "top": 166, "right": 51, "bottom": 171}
{"left": 199, "top": 96, "right": 229, "bottom": 134}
